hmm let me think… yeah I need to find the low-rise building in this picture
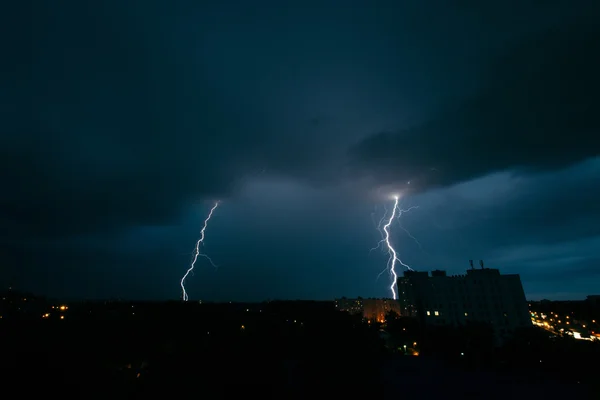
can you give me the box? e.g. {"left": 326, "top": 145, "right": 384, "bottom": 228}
{"left": 334, "top": 297, "right": 364, "bottom": 315}
{"left": 363, "top": 298, "right": 401, "bottom": 323}
{"left": 335, "top": 297, "right": 401, "bottom": 322}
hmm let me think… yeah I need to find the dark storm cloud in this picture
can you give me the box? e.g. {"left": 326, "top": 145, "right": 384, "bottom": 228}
{"left": 407, "top": 158, "right": 600, "bottom": 269}
{"left": 404, "top": 159, "right": 600, "bottom": 291}
{"left": 349, "top": 16, "right": 600, "bottom": 192}
{"left": 4, "top": 1, "right": 600, "bottom": 300}
{"left": 7, "top": 1, "right": 596, "bottom": 243}
{"left": 490, "top": 162, "right": 600, "bottom": 246}
{"left": 2, "top": 2, "right": 266, "bottom": 239}
{"left": 445, "top": 158, "right": 600, "bottom": 247}
{"left": 2, "top": 237, "right": 173, "bottom": 299}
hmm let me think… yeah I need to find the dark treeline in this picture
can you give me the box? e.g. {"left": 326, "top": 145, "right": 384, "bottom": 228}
{"left": 1, "top": 301, "right": 383, "bottom": 398}
{"left": 1, "top": 300, "right": 597, "bottom": 398}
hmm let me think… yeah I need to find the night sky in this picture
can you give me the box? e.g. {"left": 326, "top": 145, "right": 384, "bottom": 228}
{"left": 4, "top": 1, "right": 600, "bottom": 301}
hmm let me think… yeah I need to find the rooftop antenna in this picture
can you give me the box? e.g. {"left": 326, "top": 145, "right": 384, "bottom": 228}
{"left": 469, "top": 260, "right": 474, "bottom": 270}
{"left": 479, "top": 260, "right": 484, "bottom": 269}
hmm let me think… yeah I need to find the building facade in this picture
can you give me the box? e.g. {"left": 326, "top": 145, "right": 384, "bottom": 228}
{"left": 334, "top": 297, "right": 364, "bottom": 315}
{"left": 363, "top": 298, "right": 401, "bottom": 323}
{"left": 335, "top": 297, "right": 401, "bottom": 322}
{"left": 396, "top": 266, "right": 531, "bottom": 339}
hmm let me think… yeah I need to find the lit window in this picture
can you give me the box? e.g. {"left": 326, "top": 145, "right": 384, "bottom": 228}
{"left": 464, "top": 312, "right": 468, "bottom": 316}
{"left": 434, "top": 311, "right": 439, "bottom": 316}
{"left": 426, "top": 311, "right": 431, "bottom": 316}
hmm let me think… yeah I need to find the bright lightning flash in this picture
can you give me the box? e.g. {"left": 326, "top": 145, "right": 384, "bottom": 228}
{"left": 180, "top": 201, "right": 220, "bottom": 301}
{"left": 372, "top": 195, "right": 416, "bottom": 300}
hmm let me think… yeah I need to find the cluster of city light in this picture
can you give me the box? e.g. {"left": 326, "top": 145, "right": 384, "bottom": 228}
{"left": 42, "top": 305, "right": 69, "bottom": 319}
{"left": 530, "top": 310, "right": 599, "bottom": 341}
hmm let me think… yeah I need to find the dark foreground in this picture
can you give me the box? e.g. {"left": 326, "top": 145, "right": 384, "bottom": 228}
{"left": 1, "top": 301, "right": 597, "bottom": 398}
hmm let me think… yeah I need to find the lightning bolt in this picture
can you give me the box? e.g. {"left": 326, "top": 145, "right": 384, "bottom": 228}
{"left": 372, "top": 196, "right": 415, "bottom": 299}
{"left": 180, "top": 201, "right": 220, "bottom": 301}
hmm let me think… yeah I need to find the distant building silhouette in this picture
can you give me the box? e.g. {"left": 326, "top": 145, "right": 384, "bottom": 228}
{"left": 397, "top": 265, "right": 531, "bottom": 341}
{"left": 334, "top": 297, "right": 400, "bottom": 322}
{"left": 587, "top": 295, "right": 600, "bottom": 309}
{"left": 363, "top": 298, "right": 401, "bottom": 322}
{"left": 0, "top": 287, "right": 48, "bottom": 320}
{"left": 335, "top": 297, "right": 364, "bottom": 315}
